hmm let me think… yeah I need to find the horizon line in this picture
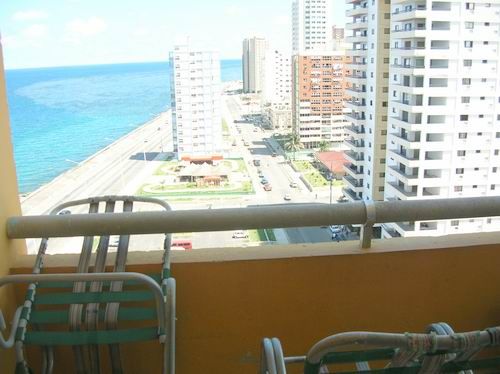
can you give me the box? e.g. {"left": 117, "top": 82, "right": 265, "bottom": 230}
{"left": 5, "top": 58, "right": 243, "bottom": 72}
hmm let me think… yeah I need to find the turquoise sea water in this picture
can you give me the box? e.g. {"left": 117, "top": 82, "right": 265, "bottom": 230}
{"left": 5, "top": 60, "right": 242, "bottom": 193}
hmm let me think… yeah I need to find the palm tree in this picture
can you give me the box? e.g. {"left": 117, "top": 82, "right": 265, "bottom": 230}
{"left": 318, "top": 140, "right": 330, "bottom": 153}
{"left": 283, "top": 133, "right": 303, "bottom": 161}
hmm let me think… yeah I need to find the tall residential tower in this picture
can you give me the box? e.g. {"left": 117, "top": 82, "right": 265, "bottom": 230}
{"left": 343, "top": 0, "right": 391, "bottom": 202}
{"left": 242, "top": 37, "right": 268, "bottom": 94}
{"left": 170, "top": 44, "right": 222, "bottom": 160}
{"left": 383, "top": 0, "right": 500, "bottom": 237}
{"left": 292, "top": 0, "right": 332, "bottom": 53}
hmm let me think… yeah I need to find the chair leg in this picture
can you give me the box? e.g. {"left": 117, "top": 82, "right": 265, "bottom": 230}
{"left": 164, "top": 278, "right": 176, "bottom": 374}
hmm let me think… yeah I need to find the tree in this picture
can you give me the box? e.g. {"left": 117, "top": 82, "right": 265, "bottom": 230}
{"left": 318, "top": 140, "right": 330, "bottom": 153}
{"left": 283, "top": 133, "right": 303, "bottom": 161}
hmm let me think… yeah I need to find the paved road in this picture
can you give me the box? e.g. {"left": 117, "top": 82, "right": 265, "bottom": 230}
{"left": 24, "top": 94, "right": 354, "bottom": 254}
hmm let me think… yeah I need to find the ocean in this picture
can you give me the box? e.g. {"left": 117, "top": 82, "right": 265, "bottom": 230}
{"left": 5, "top": 60, "right": 242, "bottom": 193}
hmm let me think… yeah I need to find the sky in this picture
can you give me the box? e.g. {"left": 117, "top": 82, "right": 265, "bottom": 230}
{"left": 0, "top": 0, "right": 348, "bottom": 70}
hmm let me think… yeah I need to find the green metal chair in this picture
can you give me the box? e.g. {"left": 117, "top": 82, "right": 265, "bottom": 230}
{"left": 8, "top": 196, "right": 176, "bottom": 374}
{"left": 261, "top": 324, "right": 500, "bottom": 373}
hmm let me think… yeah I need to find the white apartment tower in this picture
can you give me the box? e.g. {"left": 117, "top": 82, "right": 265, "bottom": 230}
{"left": 343, "top": 0, "right": 391, "bottom": 202}
{"left": 242, "top": 37, "right": 268, "bottom": 93}
{"left": 170, "top": 44, "right": 222, "bottom": 160}
{"left": 292, "top": 0, "right": 332, "bottom": 53}
{"left": 263, "top": 49, "right": 292, "bottom": 105}
{"left": 383, "top": 1, "right": 500, "bottom": 238}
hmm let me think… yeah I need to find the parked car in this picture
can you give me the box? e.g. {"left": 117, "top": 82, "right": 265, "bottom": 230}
{"left": 329, "top": 225, "right": 343, "bottom": 235}
{"left": 58, "top": 209, "right": 71, "bottom": 215}
{"left": 264, "top": 184, "right": 272, "bottom": 191}
{"left": 290, "top": 182, "right": 298, "bottom": 188}
{"left": 272, "top": 152, "right": 277, "bottom": 157}
{"left": 283, "top": 194, "right": 291, "bottom": 201}
{"left": 232, "top": 230, "right": 248, "bottom": 239}
{"left": 253, "top": 159, "right": 261, "bottom": 167}
{"left": 261, "top": 178, "right": 269, "bottom": 185}
{"left": 244, "top": 141, "right": 250, "bottom": 146}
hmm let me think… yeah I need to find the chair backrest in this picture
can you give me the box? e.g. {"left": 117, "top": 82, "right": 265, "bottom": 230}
{"left": 262, "top": 327, "right": 500, "bottom": 374}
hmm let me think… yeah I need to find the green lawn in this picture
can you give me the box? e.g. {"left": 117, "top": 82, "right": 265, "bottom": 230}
{"left": 138, "top": 181, "right": 254, "bottom": 197}
{"left": 292, "top": 161, "right": 328, "bottom": 187}
{"left": 222, "top": 119, "right": 229, "bottom": 134}
{"left": 154, "top": 160, "right": 179, "bottom": 176}
{"left": 292, "top": 160, "right": 314, "bottom": 172}
{"left": 248, "top": 229, "right": 277, "bottom": 242}
{"left": 304, "top": 172, "right": 328, "bottom": 187}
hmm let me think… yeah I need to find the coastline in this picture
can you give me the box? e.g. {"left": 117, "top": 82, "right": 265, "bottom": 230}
{"left": 21, "top": 109, "right": 172, "bottom": 215}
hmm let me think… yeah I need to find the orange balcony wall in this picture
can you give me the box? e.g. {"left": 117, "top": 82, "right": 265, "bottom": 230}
{"left": 11, "top": 233, "right": 500, "bottom": 373}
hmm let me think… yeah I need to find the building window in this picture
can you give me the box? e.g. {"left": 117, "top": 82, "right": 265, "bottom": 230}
{"left": 451, "top": 220, "right": 459, "bottom": 226}
{"left": 462, "top": 78, "right": 471, "bottom": 85}
{"left": 456, "top": 168, "right": 464, "bottom": 174}
{"left": 463, "top": 59, "right": 472, "bottom": 67}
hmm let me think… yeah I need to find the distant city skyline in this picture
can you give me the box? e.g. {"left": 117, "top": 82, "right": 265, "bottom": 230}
{"left": 0, "top": 0, "right": 348, "bottom": 69}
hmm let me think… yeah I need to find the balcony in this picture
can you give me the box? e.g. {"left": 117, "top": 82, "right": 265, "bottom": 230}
{"left": 345, "top": 73, "right": 367, "bottom": 84}
{"left": 388, "top": 166, "right": 419, "bottom": 185}
{"left": 346, "top": 5, "right": 368, "bottom": 17}
{"left": 4, "top": 40, "right": 500, "bottom": 374}
{"left": 344, "top": 163, "right": 363, "bottom": 179}
{"left": 346, "top": 20, "right": 368, "bottom": 30}
{"left": 387, "top": 182, "right": 418, "bottom": 198}
{"left": 344, "top": 99, "right": 366, "bottom": 110}
{"left": 344, "top": 124, "right": 365, "bottom": 139}
{"left": 344, "top": 113, "right": 366, "bottom": 126}
{"left": 392, "top": 5, "right": 427, "bottom": 22}
{"left": 343, "top": 175, "right": 363, "bottom": 192}
{"left": 344, "top": 150, "right": 364, "bottom": 164}
{"left": 345, "top": 138, "right": 365, "bottom": 152}
{"left": 342, "top": 187, "right": 361, "bottom": 201}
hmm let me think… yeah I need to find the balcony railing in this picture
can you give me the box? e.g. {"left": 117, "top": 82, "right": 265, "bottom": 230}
{"left": 7, "top": 197, "right": 500, "bottom": 250}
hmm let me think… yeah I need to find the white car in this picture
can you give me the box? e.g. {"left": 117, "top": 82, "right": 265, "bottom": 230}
{"left": 329, "top": 225, "right": 343, "bottom": 234}
{"left": 232, "top": 230, "right": 248, "bottom": 239}
{"left": 283, "top": 194, "right": 292, "bottom": 201}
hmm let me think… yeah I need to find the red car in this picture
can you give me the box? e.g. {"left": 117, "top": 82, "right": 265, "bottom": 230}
{"left": 263, "top": 184, "right": 272, "bottom": 191}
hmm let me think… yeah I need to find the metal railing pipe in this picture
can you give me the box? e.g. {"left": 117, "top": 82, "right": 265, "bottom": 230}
{"left": 5, "top": 197, "right": 500, "bottom": 240}
{"left": 374, "top": 197, "right": 500, "bottom": 223}
{"left": 7, "top": 203, "right": 368, "bottom": 239}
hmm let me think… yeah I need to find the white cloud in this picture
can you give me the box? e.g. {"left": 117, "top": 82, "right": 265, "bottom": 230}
{"left": 13, "top": 10, "right": 48, "bottom": 22}
{"left": 22, "top": 24, "right": 48, "bottom": 39}
{"left": 66, "top": 17, "right": 108, "bottom": 38}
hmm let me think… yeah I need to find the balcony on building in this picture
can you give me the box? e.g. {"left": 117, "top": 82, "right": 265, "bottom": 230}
{"left": 344, "top": 163, "right": 363, "bottom": 180}
{"left": 344, "top": 150, "right": 365, "bottom": 164}
{"left": 391, "top": 3, "right": 426, "bottom": 22}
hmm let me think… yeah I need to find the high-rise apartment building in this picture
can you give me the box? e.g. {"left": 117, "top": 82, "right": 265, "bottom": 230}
{"left": 292, "top": 0, "right": 332, "bottom": 53}
{"left": 242, "top": 37, "right": 268, "bottom": 93}
{"left": 263, "top": 49, "right": 292, "bottom": 105}
{"left": 170, "top": 44, "right": 222, "bottom": 160}
{"left": 343, "top": 0, "right": 391, "bottom": 202}
{"left": 383, "top": 1, "right": 500, "bottom": 237}
{"left": 292, "top": 51, "right": 349, "bottom": 148}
